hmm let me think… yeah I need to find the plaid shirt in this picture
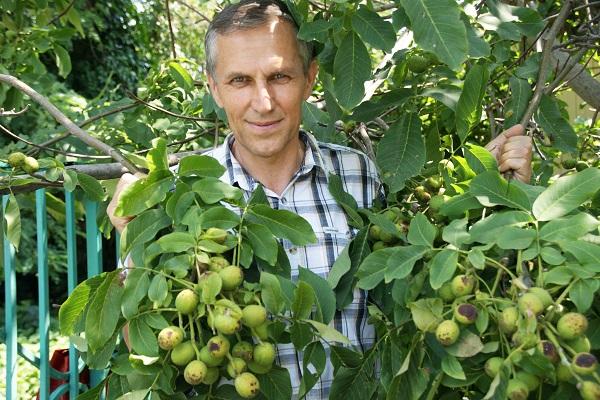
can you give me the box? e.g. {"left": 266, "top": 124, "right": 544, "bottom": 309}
{"left": 204, "top": 131, "right": 380, "bottom": 399}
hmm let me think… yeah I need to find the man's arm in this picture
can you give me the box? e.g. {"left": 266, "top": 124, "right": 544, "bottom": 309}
{"left": 485, "top": 124, "right": 533, "bottom": 183}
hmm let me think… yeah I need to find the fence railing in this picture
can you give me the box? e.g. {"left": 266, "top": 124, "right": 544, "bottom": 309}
{"left": 2, "top": 189, "right": 116, "bottom": 399}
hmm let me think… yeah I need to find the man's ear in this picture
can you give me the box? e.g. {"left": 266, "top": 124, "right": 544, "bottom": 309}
{"left": 207, "top": 74, "right": 224, "bottom": 108}
{"left": 303, "top": 60, "right": 319, "bottom": 100}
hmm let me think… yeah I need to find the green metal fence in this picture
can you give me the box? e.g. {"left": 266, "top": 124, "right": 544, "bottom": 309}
{"left": 3, "top": 189, "right": 115, "bottom": 399}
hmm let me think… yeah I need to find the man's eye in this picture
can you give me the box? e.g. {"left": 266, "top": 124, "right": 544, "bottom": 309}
{"left": 231, "top": 77, "right": 246, "bottom": 83}
{"left": 273, "top": 73, "right": 289, "bottom": 81}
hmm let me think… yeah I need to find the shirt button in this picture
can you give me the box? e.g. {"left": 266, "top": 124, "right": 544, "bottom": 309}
{"left": 288, "top": 247, "right": 297, "bottom": 254}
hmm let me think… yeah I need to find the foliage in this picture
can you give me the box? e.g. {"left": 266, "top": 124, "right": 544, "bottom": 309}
{"left": 2, "top": 0, "right": 600, "bottom": 399}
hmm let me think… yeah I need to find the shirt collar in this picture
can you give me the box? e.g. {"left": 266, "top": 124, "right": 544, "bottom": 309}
{"left": 222, "top": 130, "right": 330, "bottom": 192}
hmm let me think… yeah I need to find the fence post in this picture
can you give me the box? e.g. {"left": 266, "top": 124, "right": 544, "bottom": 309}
{"left": 2, "top": 195, "right": 17, "bottom": 400}
{"left": 65, "top": 190, "right": 80, "bottom": 398}
{"left": 84, "top": 199, "right": 105, "bottom": 388}
{"left": 36, "top": 189, "right": 50, "bottom": 400}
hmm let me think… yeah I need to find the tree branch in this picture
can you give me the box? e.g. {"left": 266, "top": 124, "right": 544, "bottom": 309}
{"left": 0, "top": 104, "right": 30, "bottom": 117}
{"left": 550, "top": 48, "right": 600, "bottom": 109}
{"left": 519, "top": 0, "right": 575, "bottom": 127}
{"left": 0, "top": 74, "right": 140, "bottom": 173}
{"left": 127, "top": 91, "right": 214, "bottom": 121}
{"left": 166, "top": 0, "right": 177, "bottom": 59}
{"left": 173, "top": 0, "right": 211, "bottom": 22}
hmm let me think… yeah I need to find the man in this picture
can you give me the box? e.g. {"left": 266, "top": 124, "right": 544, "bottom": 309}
{"left": 108, "top": 1, "right": 532, "bottom": 398}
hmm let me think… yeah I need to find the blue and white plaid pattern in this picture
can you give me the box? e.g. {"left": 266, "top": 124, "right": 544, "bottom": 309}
{"left": 204, "top": 131, "right": 380, "bottom": 399}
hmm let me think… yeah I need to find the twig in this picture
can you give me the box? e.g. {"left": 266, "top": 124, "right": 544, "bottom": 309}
{"left": 127, "top": 92, "right": 214, "bottom": 121}
{"left": 544, "top": 1, "right": 600, "bottom": 21}
{"left": 0, "top": 74, "right": 140, "bottom": 173}
{"left": 357, "top": 123, "right": 376, "bottom": 162}
{"left": 166, "top": 0, "right": 177, "bottom": 59}
{"left": 29, "top": 101, "right": 142, "bottom": 156}
{"left": 519, "top": 0, "right": 575, "bottom": 128}
{"left": 48, "top": 0, "right": 76, "bottom": 26}
{"left": 0, "top": 104, "right": 30, "bottom": 117}
{"left": 545, "top": 47, "right": 587, "bottom": 94}
{"left": 173, "top": 0, "right": 211, "bottom": 22}
{"left": 0, "top": 123, "right": 108, "bottom": 159}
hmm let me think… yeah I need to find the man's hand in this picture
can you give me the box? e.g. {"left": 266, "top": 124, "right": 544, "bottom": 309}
{"left": 485, "top": 124, "right": 532, "bottom": 183}
{"left": 106, "top": 173, "right": 141, "bottom": 234}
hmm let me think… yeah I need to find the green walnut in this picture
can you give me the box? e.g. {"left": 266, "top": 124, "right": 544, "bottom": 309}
{"left": 22, "top": 156, "right": 39, "bottom": 174}
{"left": 7, "top": 152, "right": 26, "bottom": 168}
{"left": 450, "top": 274, "right": 475, "bottom": 297}
{"left": 537, "top": 340, "right": 559, "bottom": 364}
{"left": 567, "top": 336, "right": 592, "bottom": 353}
{"left": 484, "top": 357, "right": 504, "bottom": 378}
{"left": 170, "top": 341, "right": 196, "bottom": 366}
{"left": 207, "top": 335, "right": 230, "bottom": 358}
{"left": 506, "top": 378, "right": 529, "bottom": 400}
{"left": 209, "top": 256, "right": 230, "bottom": 272}
{"left": 234, "top": 372, "right": 260, "bottom": 398}
{"left": 406, "top": 54, "right": 431, "bottom": 74}
{"left": 219, "top": 266, "right": 244, "bottom": 291}
{"left": 184, "top": 360, "right": 207, "bottom": 385}
{"left": 579, "top": 381, "right": 600, "bottom": 400}
{"left": 528, "top": 287, "right": 553, "bottom": 308}
{"left": 435, "top": 320, "right": 460, "bottom": 346}
{"left": 438, "top": 282, "right": 455, "bottom": 303}
{"left": 214, "top": 314, "right": 240, "bottom": 335}
{"left": 499, "top": 306, "right": 519, "bottom": 334}
{"left": 572, "top": 352, "right": 598, "bottom": 375}
{"left": 518, "top": 293, "right": 545, "bottom": 316}
{"left": 454, "top": 304, "right": 478, "bottom": 325}
{"left": 175, "top": 289, "right": 199, "bottom": 315}
{"left": 227, "top": 357, "right": 248, "bottom": 378}
{"left": 515, "top": 371, "right": 540, "bottom": 391}
{"left": 242, "top": 305, "right": 267, "bottom": 328}
{"left": 232, "top": 341, "right": 254, "bottom": 362}
{"left": 253, "top": 342, "right": 276, "bottom": 367}
{"left": 203, "top": 367, "right": 220, "bottom": 385}
{"left": 199, "top": 345, "right": 225, "bottom": 367}
{"left": 557, "top": 312, "right": 588, "bottom": 340}
{"left": 157, "top": 326, "right": 184, "bottom": 350}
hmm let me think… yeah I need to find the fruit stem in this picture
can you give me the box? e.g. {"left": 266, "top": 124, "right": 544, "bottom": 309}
{"left": 188, "top": 314, "right": 201, "bottom": 360}
{"left": 544, "top": 327, "right": 585, "bottom": 384}
{"left": 490, "top": 269, "right": 503, "bottom": 296}
{"left": 195, "top": 318, "right": 205, "bottom": 347}
{"left": 424, "top": 371, "right": 444, "bottom": 400}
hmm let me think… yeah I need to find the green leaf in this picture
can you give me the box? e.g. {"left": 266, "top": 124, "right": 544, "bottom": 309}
{"left": 465, "top": 144, "right": 498, "bottom": 174}
{"left": 504, "top": 77, "right": 531, "bottom": 128}
{"left": 129, "top": 317, "right": 159, "bottom": 356}
{"left": 168, "top": 62, "right": 194, "bottom": 92}
{"left": 543, "top": 266, "right": 573, "bottom": 285}
{"left": 75, "top": 377, "right": 108, "bottom": 400}
{"left": 116, "top": 170, "right": 174, "bottom": 216}
{"left": 201, "top": 272, "right": 222, "bottom": 304}
{"left": 409, "top": 298, "right": 443, "bottom": 332}
{"left": 192, "top": 177, "right": 243, "bottom": 204}
{"left": 351, "top": 6, "right": 396, "bottom": 52}
{"left": 536, "top": 94, "right": 577, "bottom": 152}
{"left": 384, "top": 245, "right": 428, "bottom": 282}
{"left": 533, "top": 168, "right": 600, "bottom": 221}
{"left": 305, "top": 319, "right": 350, "bottom": 345}
{"left": 496, "top": 227, "right": 536, "bottom": 250}
{"left": 570, "top": 279, "right": 600, "bottom": 313}
{"left": 146, "top": 138, "right": 168, "bottom": 173}
{"left": 468, "top": 248, "right": 486, "bottom": 269}
{"left": 441, "top": 355, "right": 466, "bottom": 380}
{"left": 85, "top": 270, "right": 124, "bottom": 350}
{"left": 429, "top": 249, "right": 459, "bottom": 290}
{"left": 439, "top": 193, "right": 482, "bottom": 218}
{"left": 298, "top": 18, "right": 331, "bottom": 42}
{"left": 329, "top": 364, "right": 377, "bottom": 400}
{"left": 464, "top": 17, "right": 490, "bottom": 58}
{"left": 77, "top": 173, "right": 105, "bottom": 201}
{"left": 114, "top": 389, "right": 151, "bottom": 400}
{"left": 120, "top": 209, "right": 171, "bottom": 259}
{"left": 244, "top": 223, "right": 277, "bottom": 265}
{"left": 560, "top": 241, "right": 600, "bottom": 265}
{"left": 455, "top": 64, "right": 489, "bottom": 142}
{"left": 333, "top": 32, "right": 371, "bottom": 110}
{"left": 147, "top": 275, "right": 168, "bottom": 304}
{"left": 260, "top": 272, "right": 284, "bottom": 314}
{"left": 256, "top": 367, "right": 292, "bottom": 400}
{"left": 470, "top": 170, "right": 531, "bottom": 210}
{"left": 59, "top": 274, "right": 105, "bottom": 335}
{"left": 178, "top": 155, "right": 225, "bottom": 178}
{"left": 122, "top": 269, "right": 150, "bottom": 319}
{"left": 407, "top": 213, "right": 437, "bottom": 248}
{"left": 356, "top": 248, "right": 394, "bottom": 290}
{"left": 376, "top": 114, "right": 425, "bottom": 192}
{"left": 483, "top": 364, "right": 510, "bottom": 400}
{"left": 3, "top": 193, "right": 21, "bottom": 250}
{"left": 299, "top": 268, "right": 336, "bottom": 324}
{"left": 53, "top": 44, "right": 71, "bottom": 78}
{"left": 539, "top": 213, "right": 599, "bottom": 242}
{"left": 400, "top": 0, "right": 467, "bottom": 70}
{"left": 299, "top": 341, "right": 326, "bottom": 397}
{"left": 63, "top": 169, "right": 78, "bottom": 192}
{"left": 248, "top": 204, "right": 316, "bottom": 245}
{"left": 292, "top": 281, "right": 315, "bottom": 320}
{"left": 327, "top": 243, "right": 351, "bottom": 289}
{"left": 469, "top": 211, "right": 532, "bottom": 244}
{"left": 198, "top": 206, "right": 240, "bottom": 229}
{"left": 446, "top": 330, "right": 484, "bottom": 357}
{"left": 328, "top": 173, "right": 363, "bottom": 229}
{"left": 442, "top": 218, "right": 470, "bottom": 247}
{"left": 156, "top": 232, "right": 195, "bottom": 253}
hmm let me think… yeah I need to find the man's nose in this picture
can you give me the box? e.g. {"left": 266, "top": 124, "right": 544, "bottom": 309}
{"left": 251, "top": 82, "right": 274, "bottom": 113}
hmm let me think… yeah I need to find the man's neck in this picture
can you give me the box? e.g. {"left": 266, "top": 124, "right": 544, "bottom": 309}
{"left": 231, "top": 137, "right": 305, "bottom": 196}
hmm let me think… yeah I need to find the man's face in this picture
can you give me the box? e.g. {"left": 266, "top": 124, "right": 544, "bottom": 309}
{"left": 207, "top": 19, "right": 318, "bottom": 161}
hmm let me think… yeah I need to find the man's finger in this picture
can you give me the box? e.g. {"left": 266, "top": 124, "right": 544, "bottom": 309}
{"left": 500, "top": 124, "right": 525, "bottom": 139}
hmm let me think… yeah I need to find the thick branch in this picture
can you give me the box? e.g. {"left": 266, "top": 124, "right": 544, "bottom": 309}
{"left": 551, "top": 48, "right": 600, "bottom": 109}
{"left": 0, "top": 150, "right": 205, "bottom": 195}
{"left": 0, "top": 74, "right": 140, "bottom": 173}
{"left": 519, "top": 0, "right": 575, "bottom": 127}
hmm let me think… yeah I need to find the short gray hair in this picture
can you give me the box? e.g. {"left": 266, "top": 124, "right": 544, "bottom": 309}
{"left": 204, "top": 0, "right": 314, "bottom": 78}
